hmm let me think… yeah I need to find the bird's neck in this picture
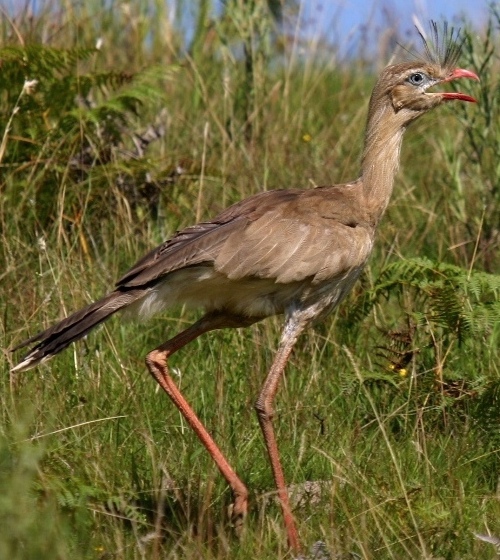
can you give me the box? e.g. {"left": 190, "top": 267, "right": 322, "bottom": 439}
{"left": 360, "top": 100, "right": 409, "bottom": 224}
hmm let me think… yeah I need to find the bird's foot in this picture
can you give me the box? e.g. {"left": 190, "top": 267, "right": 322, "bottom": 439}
{"left": 294, "top": 540, "right": 333, "bottom": 560}
{"left": 228, "top": 493, "right": 248, "bottom": 537}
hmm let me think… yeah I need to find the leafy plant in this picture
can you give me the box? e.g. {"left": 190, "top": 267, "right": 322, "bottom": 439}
{"left": 0, "top": 45, "right": 172, "bottom": 230}
{"left": 368, "top": 257, "right": 500, "bottom": 340}
{"left": 443, "top": 8, "right": 500, "bottom": 272}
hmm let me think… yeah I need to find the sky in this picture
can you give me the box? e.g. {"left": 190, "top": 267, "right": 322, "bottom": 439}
{"left": 301, "top": 0, "right": 489, "bottom": 57}
{"left": 307, "top": 0, "right": 488, "bottom": 28}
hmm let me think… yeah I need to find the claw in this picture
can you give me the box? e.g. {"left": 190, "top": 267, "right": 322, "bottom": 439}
{"left": 228, "top": 493, "right": 248, "bottom": 537}
{"left": 294, "top": 540, "right": 336, "bottom": 560}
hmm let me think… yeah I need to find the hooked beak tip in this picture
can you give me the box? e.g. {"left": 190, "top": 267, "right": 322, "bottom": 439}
{"left": 446, "top": 68, "right": 480, "bottom": 83}
{"left": 438, "top": 68, "right": 479, "bottom": 103}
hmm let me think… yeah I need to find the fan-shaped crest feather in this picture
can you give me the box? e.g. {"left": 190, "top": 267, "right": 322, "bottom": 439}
{"left": 400, "top": 20, "right": 466, "bottom": 71}
{"left": 418, "top": 20, "right": 465, "bottom": 69}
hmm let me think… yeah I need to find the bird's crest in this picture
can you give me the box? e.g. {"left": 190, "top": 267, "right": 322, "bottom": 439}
{"left": 400, "top": 20, "right": 466, "bottom": 71}
{"left": 418, "top": 20, "right": 465, "bottom": 70}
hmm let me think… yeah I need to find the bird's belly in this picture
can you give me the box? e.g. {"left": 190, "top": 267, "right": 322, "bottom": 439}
{"left": 127, "top": 264, "right": 363, "bottom": 322}
{"left": 128, "top": 267, "right": 304, "bottom": 320}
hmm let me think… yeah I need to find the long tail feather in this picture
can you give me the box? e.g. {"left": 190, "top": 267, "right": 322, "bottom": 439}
{"left": 11, "top": 288, "right": 146, "bottom": 372}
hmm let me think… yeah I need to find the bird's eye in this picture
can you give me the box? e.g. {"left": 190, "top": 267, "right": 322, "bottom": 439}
{"left": 407, "top": 72, "right": 426, "bottom": 86}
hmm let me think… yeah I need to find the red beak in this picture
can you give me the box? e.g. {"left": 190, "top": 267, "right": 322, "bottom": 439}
{"left": 440, "top": 68, "right": 479, "bottom": 103}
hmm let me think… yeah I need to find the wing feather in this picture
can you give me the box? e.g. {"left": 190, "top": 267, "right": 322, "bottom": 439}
{"left": 117, "top": 185, "right": 373, "bottom": 289}
{"left": 117, "top": 189, "right": 303, "bottom": 288}
{"left": 216, "top": 211, "right": 373, "bottom": 284}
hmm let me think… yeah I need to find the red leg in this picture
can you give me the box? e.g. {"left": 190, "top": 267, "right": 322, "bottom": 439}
{"left": 145, "top": 312, "right": 256, "bottom": 531}
{"left": 255, "top": 314, "right": 307, "bottom": 555}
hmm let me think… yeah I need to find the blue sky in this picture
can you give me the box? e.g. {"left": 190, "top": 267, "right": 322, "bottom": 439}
{"left": 301, "top": 0, "right": 488, "bottom": 58}
{"left": 310, "top": 0, "right": 486, "bottom": 25}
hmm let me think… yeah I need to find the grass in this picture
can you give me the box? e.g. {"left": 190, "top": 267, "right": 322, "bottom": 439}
{"left": 1, "top": 1, "right": 500, "bottom": 559}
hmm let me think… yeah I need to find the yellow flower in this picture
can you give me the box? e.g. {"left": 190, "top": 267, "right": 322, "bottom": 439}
{"left": 388, "top": 363, "right": 407, "bottom": 377}
{"left": 302, "top": 133, "right": 312, "bottom": 143}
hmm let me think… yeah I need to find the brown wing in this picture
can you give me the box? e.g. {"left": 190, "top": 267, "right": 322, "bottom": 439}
{"left": 117, "top": 185, "right": 372, "bottom": 289}
{"left": 215, "top": 214, "right": 372, "bottom": 284}
{"left": 117, "top": 189, "right": 302, "bottom": 288}
{"left": 215, "top": 187, "right": 374, "bottom": 284}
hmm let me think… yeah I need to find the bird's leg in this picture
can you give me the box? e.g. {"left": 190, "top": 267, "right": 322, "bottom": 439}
{"left": 145, "top": 311, "right": 258, "bottom": 534}
{"left": 255, "top": 314, "right": 307, "bottom": 555}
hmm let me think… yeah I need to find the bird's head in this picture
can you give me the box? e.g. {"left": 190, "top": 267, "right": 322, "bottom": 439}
{"left": 369, "top": 22, "right": 478, "bottom": 121}
{"left": 379, "top": 61, "right": 478, "bottom": 114}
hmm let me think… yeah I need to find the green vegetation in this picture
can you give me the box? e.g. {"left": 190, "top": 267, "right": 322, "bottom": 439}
{"left": 1, "top": 2, "right": 500, "bottom": 558}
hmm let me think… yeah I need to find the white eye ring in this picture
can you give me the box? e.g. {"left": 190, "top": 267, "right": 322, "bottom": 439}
{"left": 408, "top": 72, "right": 426, "bottom": 86}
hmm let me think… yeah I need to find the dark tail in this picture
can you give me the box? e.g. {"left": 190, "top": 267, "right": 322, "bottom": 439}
{"left": 11, "top": 288, "right": 146, "bottom": 372}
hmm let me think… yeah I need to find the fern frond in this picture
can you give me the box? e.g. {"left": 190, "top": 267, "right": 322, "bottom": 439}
{"left": 369, "top": 257, "right": 500, "bottom": 339}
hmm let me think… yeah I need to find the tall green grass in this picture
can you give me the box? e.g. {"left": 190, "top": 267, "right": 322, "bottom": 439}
{"left": 1, "top": 2, "right": 500, "bottom": 559}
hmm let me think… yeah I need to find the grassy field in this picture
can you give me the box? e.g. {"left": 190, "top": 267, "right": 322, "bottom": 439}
{"left": 2, "top": 2, "right": 500, "bottom": 559}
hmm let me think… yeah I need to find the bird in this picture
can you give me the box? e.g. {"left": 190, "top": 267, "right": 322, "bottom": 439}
{"left": 11, "top": 22, "right": 478, "bottom": 555}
